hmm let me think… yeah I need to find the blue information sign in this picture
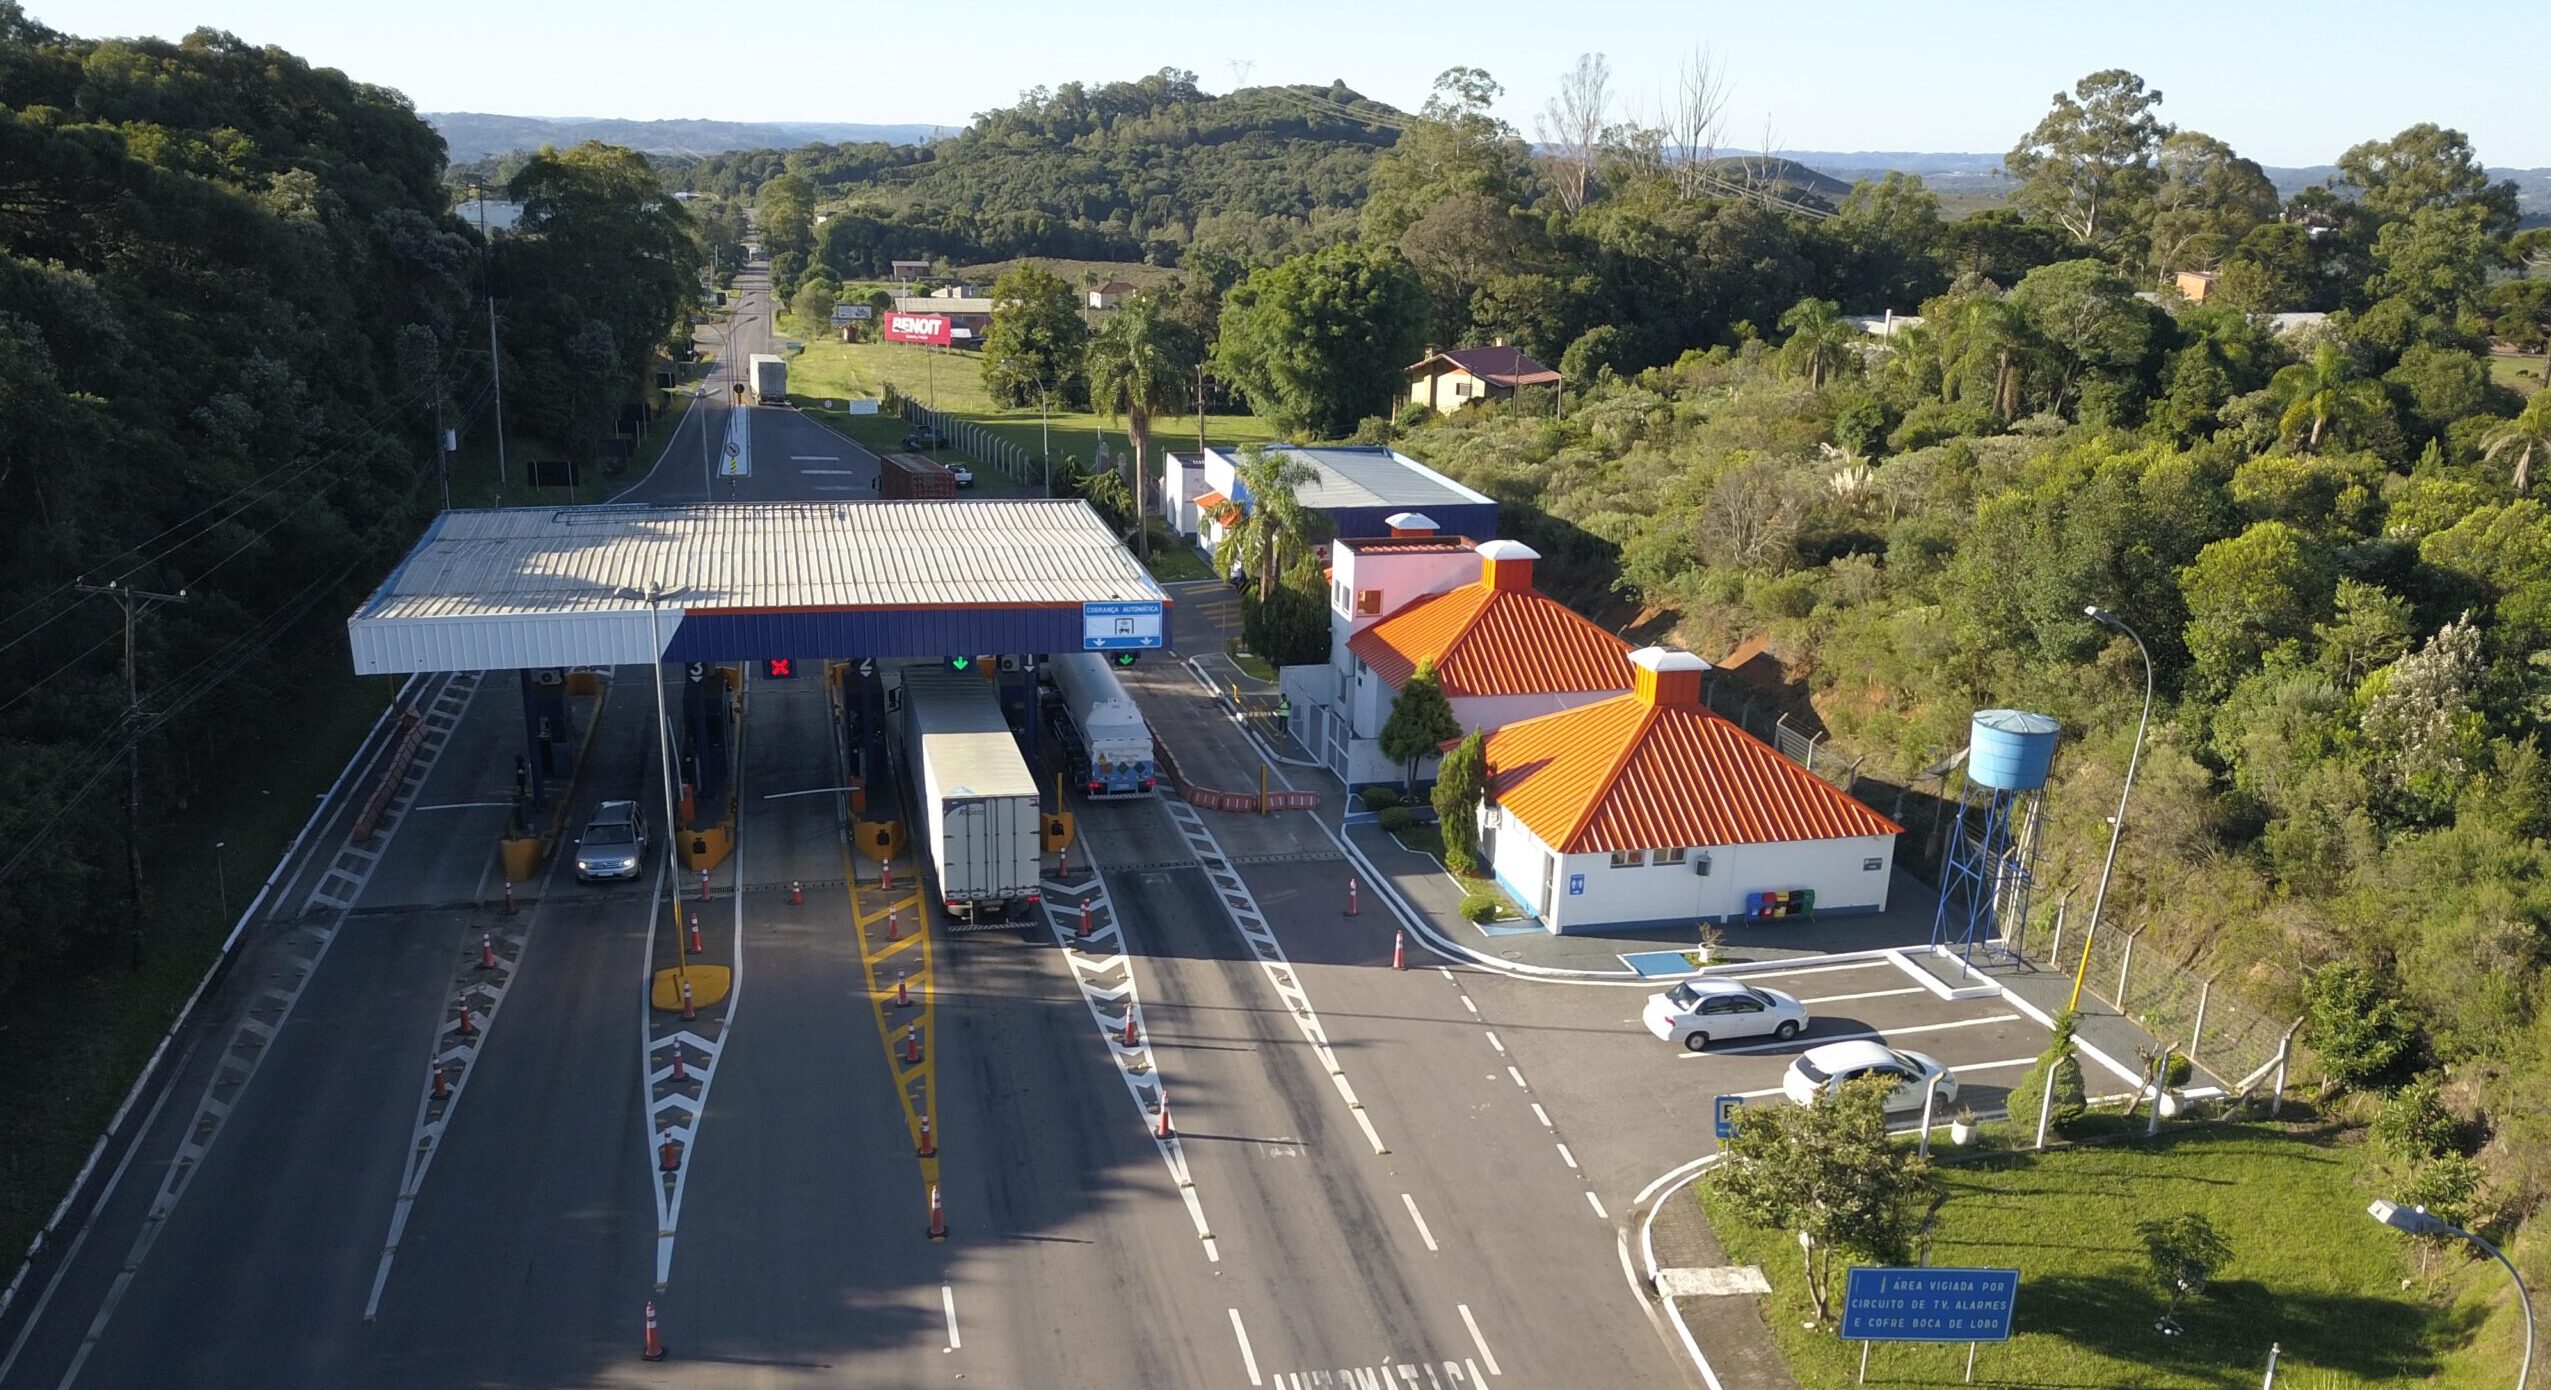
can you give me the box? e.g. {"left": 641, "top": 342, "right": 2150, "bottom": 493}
{"left": 1082, "top": 600, "right": 1165, "bottom": 651}
{"left": 1840, "top": 1266, "right": 2019, "bottom": 1343}
{"left": 1713, "top": 1094, "right": 1744, "bottom": 1141}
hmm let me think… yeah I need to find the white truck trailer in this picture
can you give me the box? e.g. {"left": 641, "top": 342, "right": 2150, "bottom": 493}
{"left": 899, "top": 666, "right": 1042, "bottom": 927}
{"left": 1045, "top": 652, "right": 1157, "bottom": 798}
{"left": 747, "top": 352, "right": 787, "bottom": 404}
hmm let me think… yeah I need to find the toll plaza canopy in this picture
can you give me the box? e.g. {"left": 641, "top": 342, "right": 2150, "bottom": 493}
{"left": 346, "top": 500, "right": 1172, "bottom": 674}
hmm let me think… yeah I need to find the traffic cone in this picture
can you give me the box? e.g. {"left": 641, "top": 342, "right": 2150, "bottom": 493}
{"left": 1057, "top": 845, "right": 1071, "bottom": 881}
{"left": 1121, "top": 1009, "right": 1138, "bottom": 1048}
{"left": 658, "top": 1134, "right": 680, "bottom": 1172}
{"left": 1393, "top": 929, "right": 1406, "bottom": 971}
{"left": 456, "top": 997, "right": 478, "bottom": 1038}
{"left": 698, "top": 868, "right": 711, "bottom": 902}
{"left": 886, "top": 909, "right": 900, "bottom": 941}
{"left": 916, "top": 1114, "right": 936, "bottom": 1157}
{"left": 503, "top": 880, "right": 516, "bottom": 915}
{"left": 641, "top": 1300, "right": 667, "bottom": 1361}
{"left": 926, "top": 1183, "right": 947, "bottom": 1240}
{"left": 670, "top": 1041, "right": 686, "bottom": 1083}
{"left": 1346, "top": 877, "right": 1359, "bottom": 917}
{"left": 1077, "top": 899, "right": 1092, "bottom": 942}
{"left": 1155, "top": 1088, "right": 1173, "bottom": 1140}
{"left": 903, "top": 1025, "right": 922, "bottom": 1065}
{"left": 880, "top": 857, "right": 893, "bottom": 892}
{"left": 894, "top": 969, "right": 910, "bottom": 1008}
{"left": 478, "top": 932, "right": 496, "bottom": 970}
{"left": 790, "top": 879, "right": 803, "bottom": 905}
{"left": 687, "top": 912, "right": 702, "bottom": 956}
{"left": 679, "top": 978, "right": 697, "bottom": 1023}
{"left": 431, "top": 1056, "right": 450, "bottom": 1100}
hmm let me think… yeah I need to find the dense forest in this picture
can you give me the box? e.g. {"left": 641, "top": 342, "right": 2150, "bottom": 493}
{"left": 0, "top": 6, "right": 698, "bottom": 991}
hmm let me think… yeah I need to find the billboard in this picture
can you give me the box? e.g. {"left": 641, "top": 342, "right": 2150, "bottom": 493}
{"left": 884, "top": 311, "right": 953, "bottom": 345}
{"left": 1840, "top": 1267, "right": 2020, "bottom": 1343}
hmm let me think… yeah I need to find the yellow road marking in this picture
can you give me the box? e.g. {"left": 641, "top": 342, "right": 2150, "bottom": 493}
{"left": 842, "top": 837, "right": 937, "bottom": 1193}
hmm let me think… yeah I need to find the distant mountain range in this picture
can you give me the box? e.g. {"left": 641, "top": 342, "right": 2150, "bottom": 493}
{"left": 425, "top": 113, "right": 947, "bottom": 163}
{"left": 1780, "top": 150, "right": 2551, "bottom": 214}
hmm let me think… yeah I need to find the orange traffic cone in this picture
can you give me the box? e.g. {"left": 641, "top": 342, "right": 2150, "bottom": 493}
{"left": 903, "top": 1025, "right": 922, "bottom": 1065}
{"left": 1078, "top": 900, "right": 1092, "bottom": 942}
{"left": 926, "top": 1183, "right": 947, "bottom": 1240}
{"left": 916, "top": 1114, "right": 936, "bottom": 1157}
{"left": 503, "top": 880, "right": 516, "bottom": 915}
{"left": 886, "top": 909, "right": 900, "bottom": 941}
{"left": 478, "top": 932, "right": 495, "bottom": 970}
{"left": 698, "top": 867, "right": 711, "bottom": 902}
{"left": 1121, "top": 1009, "right": 1138, "bottom": 1048}
{"left": 679, "top": 978, "right": 697, "bottom": 1023}
{"left": 790, "top": 879, "right": 803, "bottom": 905}
{"left": 670, "top": 1041, "right": 686, "bottom": 1083}
{"left": 658, "top": 1133, "right": 680, "bottom": 1172}
{"left": 894, "top": 970, "right": 910, "bottom": 1008}
{"left": 1346, "top": 876, "right": 1360, "bottom": 917}
{"left": 1155, "top": 1088, "right": 1173, "bottom": 1140}
{"left": 1393, "top": 929, "right": 1406, "bottom": 971}
{"left": 455, "top": 997, "right": 478, "bottom": 1038}
{"left": 881, "top": 857, "right": 894, "bottom": 892}
{"left": 641, "top": 1300, "right": 667, "bottom": 1361}
{"left": 431, "top": 1057, "right": 450, "bottom": 1100}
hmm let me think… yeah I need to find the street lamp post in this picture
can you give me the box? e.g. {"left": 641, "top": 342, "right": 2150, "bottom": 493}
{"left": 2074, "top": 605, "right": 2154, "bottom": 1014}
{"left": 634, "top": 584, "right": 688, "bottom": 949}
{"left": 213, "top": 839, "right": 228, "bottom": 927}
{"left": 2369, "top": 1200, "right": 2532, "bottom": 1389}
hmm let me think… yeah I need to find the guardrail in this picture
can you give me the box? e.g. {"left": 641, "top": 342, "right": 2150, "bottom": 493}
{"left": 350, "top": 710, "right": 424, "bottom": 842}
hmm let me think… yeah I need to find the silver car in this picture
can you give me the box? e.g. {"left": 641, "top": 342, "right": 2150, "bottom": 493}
{"left": 574, "top": 800, "right": 648, "bottom": 881}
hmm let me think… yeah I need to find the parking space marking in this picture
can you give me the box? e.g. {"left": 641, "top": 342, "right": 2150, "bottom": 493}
{"left": 1691, "top": 1012, "right": 2022, "bottom": 1058}
{"left": 1722, "top": 959, "right": 1898, "bottom": 982}
{"left": 1721, "top": 1054, "right": 2043, "bottom": 1103}
{"left": 1402, "top": 1193, "right": 1440, "bottom": 1252}
{"left": 1796, "top": 986, "right": 1927, "bottom": 1006}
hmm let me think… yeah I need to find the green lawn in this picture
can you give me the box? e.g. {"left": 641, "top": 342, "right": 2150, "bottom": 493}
{"left": 1696, "top": 1121, "right": 2509, "bottom": 1388}
{"left": 2488, "top": 352, "right": 2547, "bottom": 397}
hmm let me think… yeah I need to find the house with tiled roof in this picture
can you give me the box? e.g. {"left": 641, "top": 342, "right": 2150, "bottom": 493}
{"left": 1406, "top": 344, "right": 1562, "bottom": 414}
{"left": 1474, "top": 648, "right": 1904, "bottom": 934}
{"left": 1278, "top": 519, "right": 1631, "bottom": 785}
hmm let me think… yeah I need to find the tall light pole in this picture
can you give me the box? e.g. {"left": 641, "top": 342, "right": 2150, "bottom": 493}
{"left": 2369, "top": 1201, "right": 2532, "bottom": 1389}
{"left": 632, "top": 583, "right": 688, "bottom": 948}
{"left": 213, "top": 839, "right": 229, "bottom": 927}
{"left": 470, "top": 181, "right": 507, "bottom": 507}
{"left": 2075, "top": 604, "right": 2153, "bottom": 1013}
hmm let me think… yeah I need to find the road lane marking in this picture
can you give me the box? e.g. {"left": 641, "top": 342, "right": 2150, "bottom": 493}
{"left": 1402, "top": 1193, "right": 1440, "bottom": 1252}
{"left": 1556, "top": 1143, "right": 1578, "bottom": 1169}
{"left": 1506, "top": 1065, "right": 1527, "bottom": 1088}
{"left": 1438, "top": 967, "right": 1456, "bottom": 981}
{"left": 1460, "top": 995, "right": 1478, "bottom": 1014}
{"left": 790, "top": 455, "right": 843, "bottom": 461}
{"left": 1797, "top": 986, "right": 1927, "bottom": 1006}
{"left": 1951, "top": 1056, "right": 2042, "bottom": 1075}
{"left": 1694, "top": 1012, "right": 2023, "bottom": 1057}
{"left": 1230, "top": 1309, "right": 1263, "bottom": 1386}
{"left": 409, "top": 799, "right": 512, "bottom": 811}
{"left": 1587, "top": 1190, "right": 1610, "bottom": 1220}
{"left": 1457, "top": 1304, "right": 1502, "bottom": 1376}
{"left": 942, "top": 1285, "right": 961, "bottom": 1351}
{"left": 1530, "top": 1103, "right": 1553, "bottom": 1128}
{"left": 1483, "top": 1030, "right": 1505, "bottom": 1054}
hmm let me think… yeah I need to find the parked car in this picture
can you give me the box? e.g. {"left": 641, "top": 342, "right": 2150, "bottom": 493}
{"left": 901, "top": 427, "right": 942, "bottom": 450}
{"left": 574, "top": 800, "right": 649, "bottom": 882}
{"left": 1781, "top": 1040, "right": 1957, "bottom": 1112}
{"left": 1641, "top": 978, "right": 1807, "bottom": 1052}
{"left": 949, "top": 461, "right": 974, "bottom": 488}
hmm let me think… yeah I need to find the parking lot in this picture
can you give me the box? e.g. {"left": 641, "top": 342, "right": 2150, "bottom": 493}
{"left": 1465, "top": 951, "right": 2140, "bottom": 1202}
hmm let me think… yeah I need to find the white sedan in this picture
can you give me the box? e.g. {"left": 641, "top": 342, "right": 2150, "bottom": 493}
{"left": 1782, "top": 1040, "right": 1958, "bottom": 1112}
{"left": 1642, "top": 978, "right": 1808, "bottom": 1052}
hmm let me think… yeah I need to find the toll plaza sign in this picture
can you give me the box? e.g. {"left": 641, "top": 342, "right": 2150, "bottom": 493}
{"left": 1840, "top": 1266, "right": 2019, "bottom": 1343}
{"left": 1083, "top": 600, "right": 1164, "bottom": 650}
{"left": 883, "top": 312, "right": 953, "bottom": 345}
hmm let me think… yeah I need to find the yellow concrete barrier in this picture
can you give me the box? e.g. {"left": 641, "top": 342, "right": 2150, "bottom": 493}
{"left": 498, "top": 835, "right": 545, "bottom": 883}
{"left": 855, "top": 819, "right": 906, "bottom": 862}
{"left": 680, "top": 822, "right": 734, "bottom": 872}
{"left": 1042, "top": 812, "right": 1076, "bottom": 853}
{"left": 651, "top": 965, "right": 732, "bottom": 1010}
{"left": 566, "top": 668, "right": 602, "bottom": 696}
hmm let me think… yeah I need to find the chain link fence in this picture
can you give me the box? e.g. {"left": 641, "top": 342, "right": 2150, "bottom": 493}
{"left": 2019, "top": 893, "right": 2298, "bottom": 1092}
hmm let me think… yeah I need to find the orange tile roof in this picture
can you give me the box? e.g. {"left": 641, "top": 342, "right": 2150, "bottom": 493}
{"left": 1483, "top": 697, "right": 1904, "bottom": 851}
{"left": 1192, "top": 489, "right": 1239, "bottom": 522}
{"left": 1348, "top": 585, "right": 1630, "bottom": 698}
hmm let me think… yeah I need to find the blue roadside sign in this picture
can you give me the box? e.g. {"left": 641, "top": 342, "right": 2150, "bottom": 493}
{"left": 1713, "top": 1094, "right": 1744, "bottom": 1141}
{"left": 1840, "top": 1266, "right": 2020, "bottom": 1343}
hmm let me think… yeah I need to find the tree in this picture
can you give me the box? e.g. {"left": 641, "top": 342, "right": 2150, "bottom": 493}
{"left": 1833, "top": 173, "right": 1946, "bottom": 309}
{"left": 2007, "top": 258, "right": 2161, "bottom": 419}
{"left": 1399, "top": 193, "right": 1535, "bottom": 345}
{"left": 2179, "top": 520, "right": 2336, "bottom": 690}
{"left": 1084, "top": 294, "right": 1201, "bottom": 560}
{"left": 1535, "top": 53, "right": 1611, "bottom": 214}
{"left": 2481, "top": 393, "right": 2551, "bottom": 496}
{"left": 2268, "top": 343, "right": 2389, "bottom": 454}
{"left": 1215, "top": 447, "right": 1326, "bottom": 601}
{"left": 2335, "top": 123, "right": 2521, "bottom": 234}
{"left": 1714, "top": 1075, "right": 1931, "bottom": 1323}
{"left": 2213, "top": 221, "right": 2323, "bottom": 312}
{"left": 2135, "top": 1212, "right": 2230, "bottom": 1334}
{"left": 2365, "top": 203, "right": 2496, "bottom": 326}
{"left": 2007, "top": 1008, "right": 2088, "bottom": 1136}
{"left": 1379, "top": 658, "right": 1461, "bottom": 792}
{"left": 980, "top": 261, "right": 1089, "bottom": 408}
{"left": 1432, "top": 731, "right": 1488, "bottom": 874}
{"left": 1240, "top": 557, "right": 1331, "bottom": 668}
{"left": 2301, "top": 960, "right": 2418, "bottom": 1090}
{"left": 1362, "top": 66, "right": 1525, "bottom": 241}
{"left": 2146, "top": 130, "right": 2278, "bottom": 275}
{"left": 2003, "top": 69, "right": 2171, "bottom": 257}
{"left": 1775, "top": 297, "right": 1859, "bottom": 389}
{"left": 789, "top": 277, "right": 837, "bottom": 335}
{"left": 1215, "top": 241, "right": 1430, "bottom": 439}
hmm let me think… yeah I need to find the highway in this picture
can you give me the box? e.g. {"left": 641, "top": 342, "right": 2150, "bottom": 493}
{"left": 0, "top": 257, "right": 1703, "bottom": 1389}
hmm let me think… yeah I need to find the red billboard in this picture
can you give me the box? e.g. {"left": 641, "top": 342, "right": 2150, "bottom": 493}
{"left": 883, "top": 311, "right": 953, "bottom": 345}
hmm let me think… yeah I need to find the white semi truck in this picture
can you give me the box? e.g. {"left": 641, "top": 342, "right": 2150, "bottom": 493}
{"left": 1044, "top": 652, "right": 1156, "bottom": 799}
{"left": 747, "top": 352, "right": 787, "bottom": 404}
{"left": 898, "top": 666, "right": 1042, "bottom": 928}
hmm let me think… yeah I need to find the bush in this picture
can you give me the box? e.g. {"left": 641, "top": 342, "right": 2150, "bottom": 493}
{"left": 1457, "top": 891, "right": 1504, "bottom": 923}
{"left": 1378, "top": 804, "right": 1416, "bottom": 833}
{"left": 2372, "top": 1074, "right": 2460, "bottom": 1165}
{"left": 1444, "top": 845, "right": 1480, "bottom": 876}
{"left": 2163, "top": 1053, "right": 2193, "bottom": 1087}
{"left": 2009, "top": 1009, "right": 2089, "bottom": 1134}
{"left": 1360, "top": 786, "right": 1401, "bottom": 812}
{"left": 2302, "top": 960, "right": 2418, "bottom": 1090}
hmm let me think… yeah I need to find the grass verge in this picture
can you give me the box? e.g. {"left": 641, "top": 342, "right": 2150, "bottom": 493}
{"left": 1695, "top": 1120, "right": 2506, "bottom": 1387}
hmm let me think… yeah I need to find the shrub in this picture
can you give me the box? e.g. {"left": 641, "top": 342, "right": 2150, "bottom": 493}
{"left": 2371, "top": 1074, "right": 2459, "bottom": 1165}
{"left": 2162, "top": 1053, "right": 2193, "bottom": 1088}
{"left": 2302, "top": 960, "right": 2418, "bottom": 1090}
{"left": 1360, "top": 786, "right": 1401, "bottom": 812}
{"left": 1458, "top": 892, "right": 1504, "bottom": 923}
{"left": 1378, "top": 804, "right": 1416, "bottom": 833}
{"left": 2009, "top": 1009, "right": 2089, "bottom": 1134}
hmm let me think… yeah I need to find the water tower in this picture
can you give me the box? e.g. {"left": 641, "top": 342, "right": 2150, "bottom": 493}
{"left": 1930, "top": 709, "right": 2059, "bottom": 967}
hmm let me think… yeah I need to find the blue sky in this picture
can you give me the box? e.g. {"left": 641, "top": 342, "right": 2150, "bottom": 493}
{"left": 46, "top": 0, "right": 2547, "bottom": 167}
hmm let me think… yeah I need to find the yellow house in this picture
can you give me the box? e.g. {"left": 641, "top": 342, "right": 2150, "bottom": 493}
{"left": 1406, "top": 345, "right": 1561, "bottom": 414}
{"left": 2173, "top": 270, "right": 2219, "bottom": 303}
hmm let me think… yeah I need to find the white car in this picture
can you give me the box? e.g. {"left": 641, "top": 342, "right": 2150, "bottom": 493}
{"left": 1642, "top": 978, "right": 1807, "bottom": 1052}
{"left": 949, "top": 462, "right": 974, "bottom": 488}
{"left": 1782, "top": 1040, "right": 1958, "bottom": 1112}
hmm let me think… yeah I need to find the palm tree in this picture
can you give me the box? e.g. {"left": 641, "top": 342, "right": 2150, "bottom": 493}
{"left": 2480, "top": 392, "right": 2551, "bottom": 496}
{"left": 1084, "top": 296, "right": 1200, "bottom": 561}
{"left": 1776, "top": 297, "right": 1859, "bottom": 390}
{"left": 2267, "top": 342, "right": 2386, "bottom": 454}
{"left": 1945, "top": 293, "right": 2029, "bottom": 422}
{"left": 1215, "top": 447, "right": 1327, "bottom": 601}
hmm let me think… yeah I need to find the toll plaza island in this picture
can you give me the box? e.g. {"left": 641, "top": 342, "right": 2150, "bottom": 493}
{"left": 344, "top": 499, "right": 1170, "bottom": 909}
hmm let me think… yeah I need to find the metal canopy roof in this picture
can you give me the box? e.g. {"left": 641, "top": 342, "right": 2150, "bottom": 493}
{"left": 347, "top": 500, "right": 1170, "bottom": 675}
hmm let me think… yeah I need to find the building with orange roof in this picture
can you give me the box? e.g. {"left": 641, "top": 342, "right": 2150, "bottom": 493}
{"left": 1279, "top": 520, "right": 1632, "bottom": 785}
{"left": 1473, "top": 647, "right": 1903, "bottom": 933}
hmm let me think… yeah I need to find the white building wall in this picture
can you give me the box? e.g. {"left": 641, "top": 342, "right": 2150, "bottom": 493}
{"left": 1481, "top": 804, "right": 1896, "bottom": 934}
{"left": 1451, "top": 689, "right": 1621, "bottom": 735}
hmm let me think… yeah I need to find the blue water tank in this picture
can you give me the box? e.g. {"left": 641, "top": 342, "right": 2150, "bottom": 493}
{"left": 1968, "top": 709, "right": 2059, "bottom": 791}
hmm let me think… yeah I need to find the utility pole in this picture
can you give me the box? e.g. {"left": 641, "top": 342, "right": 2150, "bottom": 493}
{"left": 472, "top": 183, "right": 507, "bottom": 508}
{"left": 1196, "top": 360, "right": 1208, "bottom": 457}
{"left": 76, "top": 578, "right": 190, "bottom": 970}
